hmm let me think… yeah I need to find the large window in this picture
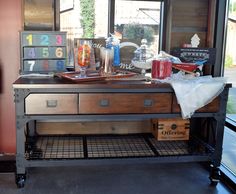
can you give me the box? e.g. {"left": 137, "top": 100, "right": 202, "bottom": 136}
{"left": 224, "top": 0, "right": 236, "bottom": 115}
{"left": 59, "top": 0, "right": 162, "bottom": 67}
{"left": 222, "top": 0, "right": 236, "bottom": 185}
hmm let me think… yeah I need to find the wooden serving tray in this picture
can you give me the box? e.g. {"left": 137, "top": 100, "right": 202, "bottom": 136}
{"left": 56, "top": 70, "right": 137, "bottom": 82}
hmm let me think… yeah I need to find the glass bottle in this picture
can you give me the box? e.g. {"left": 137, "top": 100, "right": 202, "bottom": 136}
{"left": 140, "top": 39, "right": 147, "bottom": 62}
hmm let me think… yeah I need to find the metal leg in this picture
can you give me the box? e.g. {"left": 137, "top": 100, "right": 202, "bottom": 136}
{"left": 15, "top": 124, "right": 27, "bottom": 188}
{"left": 27, "top": 120, "right": 37, "bottom": 137}
{"left": 25, "top": 120, "right": 40, "bottom": 157}
{"left": 15, "top": 173, "right": 26, "bottom": 188}
{"left": 14, "top": 89, "right": 29, "bottom": 188}
{"left": 16, "top": 118, "right": 27, "bottom": 174}
{"left": 209, "top": 88, "right": 229, "bottom": 186}
{"left": 209, "top": 164, "right": 220, "bottom": 186}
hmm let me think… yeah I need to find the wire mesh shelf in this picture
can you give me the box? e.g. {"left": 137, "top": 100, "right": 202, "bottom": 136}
{"left": 87, "top": 135, "right": 155, "bottom": 158}
{"left": 25, "top": 135, "right": 84, "bottom": 160}
{"left": 25, "top": 134, "right": 214, "bottom": 160}
{"left": 149, "top": 136, "right": 214, "bottom": 156}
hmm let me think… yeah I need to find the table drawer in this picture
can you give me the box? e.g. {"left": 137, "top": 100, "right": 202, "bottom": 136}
{"left": 25, "top": 94, "right": 78, "bottom": 114}
{"left": 172, "top": 95, "right": 220, "bottom": 113}
{"left": 79, "top": 93, "right": 172, "bottom": 114}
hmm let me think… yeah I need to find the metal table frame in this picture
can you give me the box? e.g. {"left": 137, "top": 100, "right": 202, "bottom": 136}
{"left": 13, "top": 78, "right": 231, "bottom": 187}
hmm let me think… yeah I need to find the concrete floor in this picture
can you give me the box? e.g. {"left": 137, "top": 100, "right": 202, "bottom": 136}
{"left": 0, "top": 162, "right": 234, "bottom": 194}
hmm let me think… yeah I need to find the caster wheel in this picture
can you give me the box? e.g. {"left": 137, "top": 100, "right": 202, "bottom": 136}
{"left": 15, "top": 174, "right": 26, "bottom": 188}
{"left": 209, "top": 165, "right": 220, "bottom": 186}
{"left": 210, "top": 180, "right": 218, "bottom": 186}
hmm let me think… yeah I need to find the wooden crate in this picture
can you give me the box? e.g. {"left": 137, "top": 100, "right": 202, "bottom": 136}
{"left": 151, "top": 118, "right": 190, "bottom": 141}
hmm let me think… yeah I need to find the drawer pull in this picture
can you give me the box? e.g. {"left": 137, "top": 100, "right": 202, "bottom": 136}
{"left": 171, "top": 124, "right": 177, "bottom": 130}
{"left": 144, "top": 99, "right": 153, "bottom": 107}
{"left": 46, "top": 100, "right": 57, "bottom": 108}
{"left": 100, "top": 99, "right": 109, "bottom": 107}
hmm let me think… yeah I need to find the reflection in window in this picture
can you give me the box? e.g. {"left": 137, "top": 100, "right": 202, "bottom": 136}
{"left": 225, "top": 0, "right": 236, "bottom": 114}
{"left": 222, "top": 0, "right": 236, "bottom": 184}
{"left": 60, "top": 0, "right": 109, "bottom": 39}
{"left": 114, "top": 0, "right": 161, "bottom": 55}
{"left": 59, "top": 0, "right": 161, "bottom": 68}
{"left": 222, "top": 127, "right": 236, "bottom": 180}
{"left": 60, "top": 0, "right": 109, "bottom": 67}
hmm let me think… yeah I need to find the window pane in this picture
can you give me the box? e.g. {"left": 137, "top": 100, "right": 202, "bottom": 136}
{"left": 222, "top": 0, "right": 236, "bottom": 184}
{"left": 114, "top": 0, "right": 161, "bottom": 56}
{"left": 222, "top": 127, "right": 236, "bottom": 177}
{"left": 59, "top": 0, "right": 162, "bottom": 68}
{"left": 60, "top": 0, "right": 109, "bottom": 67}
{"left": 60, "top": 0, "right": 108, "bottom": 38}
{"left": 94, "top": 0, "right": 109, "bottom": 38}
{"left": 225, "top": 0, "right": 236, "bottom": 115}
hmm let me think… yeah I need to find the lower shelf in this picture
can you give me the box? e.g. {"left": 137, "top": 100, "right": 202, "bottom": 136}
{"left": 25, "top": 134, "right": 214, "bottom": 160}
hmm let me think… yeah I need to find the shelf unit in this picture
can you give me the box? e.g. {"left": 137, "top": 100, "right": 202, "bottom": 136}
{"left": 13, "top": 77, "right": 231, "bottom": 188}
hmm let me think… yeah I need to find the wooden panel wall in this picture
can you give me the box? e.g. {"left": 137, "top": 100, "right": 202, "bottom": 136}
{"left": 167, "top": 0, "right": 212, "bottom": 50}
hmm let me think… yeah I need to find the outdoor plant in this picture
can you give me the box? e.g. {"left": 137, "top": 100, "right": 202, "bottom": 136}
{"left": 224, "top": 54, "right": 233, "bottom": 68}
{"left": 122, "top": 23, "right": 155, "bottom": 43}
{"left": 227, "top": 96, "right": 236, "bottom": 114}
{"left": 80, "top": 0, "right": 95, "bottom": 38}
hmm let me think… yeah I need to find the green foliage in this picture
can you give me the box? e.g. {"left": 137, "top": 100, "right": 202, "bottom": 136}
{"left": 80, "top": 0, "right": 95, "bottom": 38}
{"left": 227, "top": 96, "right": 236, "bottom": 114}
{"left": 224, "top": 55, "right": 233, "bottom": 68}
{"left": 234, "top": 2, "right": 236, "bottom": 12}
{"left": 122, "top": 23, "right": 155, "bottom": 43}
{"left": 115, "top": 24, "right": 124, "bottom": 34}
{"left": 229, "top": 2, "right": 236, "bottom": 14}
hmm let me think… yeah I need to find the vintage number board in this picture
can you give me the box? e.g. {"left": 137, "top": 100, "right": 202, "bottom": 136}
{"left": 20, "top": 31, "right": 67, "bottom": 74}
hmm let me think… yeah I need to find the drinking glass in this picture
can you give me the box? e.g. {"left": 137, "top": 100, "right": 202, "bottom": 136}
{"left": 99, "top": 47, "right": 114, "bottom": 76}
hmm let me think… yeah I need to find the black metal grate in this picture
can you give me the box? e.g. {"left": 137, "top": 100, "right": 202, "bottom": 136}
{"left": 25, "top": 134, "right": 214, "bottom": 160}
{"left": 25, "top": 136, "right": 84, "bottom": 160}
{"left": 149, "top": 136, "right": 214, "bottom": 156}
{"left": 87, "top": 135, "right": 155, "bottom": 158}
{"left": 149, "top": 139, "right": 189, "bottom": 156}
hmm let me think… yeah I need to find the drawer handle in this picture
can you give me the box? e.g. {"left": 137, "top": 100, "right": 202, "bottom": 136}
{"left": 100, "top": 99, "right": 109, "bottom": 107}
{"left": 144, "top": 99, "right": 153, "bottom": 107}
{"left": 171, "top": 124, "right": 177, "bottom": 130}
{"left": 46, "top": 100, "right": 57, "bottom": 108}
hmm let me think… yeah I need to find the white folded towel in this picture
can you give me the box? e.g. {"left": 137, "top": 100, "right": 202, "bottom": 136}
{"left": 153, "top": 73, "right": 227, "bottom": 118}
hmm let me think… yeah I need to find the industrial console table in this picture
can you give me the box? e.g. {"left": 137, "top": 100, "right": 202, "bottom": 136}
{"left": 13, "top": 77, "right": 231, "bottom": 188}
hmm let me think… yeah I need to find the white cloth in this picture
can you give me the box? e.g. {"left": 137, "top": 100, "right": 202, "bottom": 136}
{"left": 152, "top": 73, "right": 227, "bottom": 118}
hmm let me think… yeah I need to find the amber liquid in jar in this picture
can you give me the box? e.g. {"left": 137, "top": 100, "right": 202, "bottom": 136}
{"left": 78, "top": 43, "right": 91, "bottom": 68}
